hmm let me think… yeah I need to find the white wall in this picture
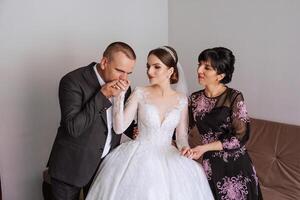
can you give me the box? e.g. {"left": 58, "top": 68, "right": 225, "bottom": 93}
{"left": 2, "top": 0, "right": 299, "bottom": 199}
{"left": 0, "top": 0, "right": 168, "bottom": 199}
{"left": 169, "top": 0, "right": 300, "bottom": 125}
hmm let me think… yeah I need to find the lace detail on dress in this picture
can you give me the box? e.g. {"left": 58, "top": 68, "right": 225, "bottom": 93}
{"left": 113, "top": 87, "right": 141, "bottom": 134}
{"left": 217, "top": 174, "right": 251, "bottom": 200}
{"left": 252, "top": 165, "right": 259, "bottom": 187}
{"left": 203, "top": 159, "right": 212, "bottom": 180}
{"left": 232, "top": 101, "right": 250, "bottom": 123}
{"left": 222, "top": 137, "right": 241, "bottom": 149}
{"left": 125, "top": 87, "right": 144, "bottom": 107}
{"left": 200, "top": 130, "right": 220, "bottom": 144}
{"left": 190, "top": 92, "right": 217, "bottom": 120}
{"left": 113, "top": 87, "right": 190, "bottom": 149}
{"left": 212, "top": 146, "right": 247, "bottom": 162}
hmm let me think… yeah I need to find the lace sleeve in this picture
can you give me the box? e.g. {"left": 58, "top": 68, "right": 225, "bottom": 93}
{"left": 188, "top": 95, "right": 196, "bottom": 131}
{"left": 220, "top": 92, "right": 250, "bottom": 151}
{"left": 113, "top": 87, "right": 141, "bottom": 134}
{"left": 175, "top": 97, "right": 190, "bottom": 150}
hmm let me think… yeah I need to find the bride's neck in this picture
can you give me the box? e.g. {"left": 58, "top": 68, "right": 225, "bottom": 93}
{"left": 153, "top": 82, "right": 173, "bottom": 97}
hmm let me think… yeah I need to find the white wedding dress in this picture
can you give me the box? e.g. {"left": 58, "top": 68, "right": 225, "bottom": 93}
{"left": 86, "top": 87, "right": 214, "bottom": 200}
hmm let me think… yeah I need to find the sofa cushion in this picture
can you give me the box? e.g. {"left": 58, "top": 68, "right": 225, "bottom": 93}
{"left": 247, "top": 118, "right": 300, "bottom": 200}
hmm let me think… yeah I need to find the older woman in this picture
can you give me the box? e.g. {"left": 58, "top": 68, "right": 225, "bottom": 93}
{"left": 188, "top": 47, "right": 263, "bottom": 199}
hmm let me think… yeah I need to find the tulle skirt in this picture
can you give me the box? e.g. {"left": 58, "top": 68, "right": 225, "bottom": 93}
{"left": 86, "top": 140, "right": 214, "bottom": 200}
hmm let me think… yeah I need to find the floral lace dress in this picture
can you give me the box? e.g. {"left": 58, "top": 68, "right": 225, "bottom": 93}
{"left": 189, "top": 88, "right": 263, "bottom": 200}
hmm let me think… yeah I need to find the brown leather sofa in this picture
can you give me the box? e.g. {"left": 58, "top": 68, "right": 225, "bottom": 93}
{"left": 246, "top": 118, "right": 300, "bottom": 200}
{"left": 189, "top": 118, "right": 300, "bottom": 200}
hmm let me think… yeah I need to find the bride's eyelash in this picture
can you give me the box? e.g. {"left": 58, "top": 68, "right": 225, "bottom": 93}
{"left": 146, "top": 64, "right": 161, "bottom": 69}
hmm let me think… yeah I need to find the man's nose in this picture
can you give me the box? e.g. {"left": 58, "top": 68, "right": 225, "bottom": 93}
{"left": 119, "top": 72, "right": 128, "bottom": 80}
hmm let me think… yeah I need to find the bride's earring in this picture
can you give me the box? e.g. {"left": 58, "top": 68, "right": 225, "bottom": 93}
{"left": 168, "top": 68, "right": 174, "bottom": 79}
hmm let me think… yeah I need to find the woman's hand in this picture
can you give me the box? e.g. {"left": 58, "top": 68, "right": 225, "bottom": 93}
{"left": 115, "top": 79, "right": 130, "bottom": 91}
{"left": 180, "top": 147, "right": 193, "bottom": 159}
{"left": 133, "top": 126, "right": 139, "bottom": 139}
{"left": 100, "top": 80, "right": 121, "bottom": 98}
{"left": 190, "top": 145, "right": 208, "bottom": 160}
{"left": 101, "top": 79, "right": 130, "bottom": 98}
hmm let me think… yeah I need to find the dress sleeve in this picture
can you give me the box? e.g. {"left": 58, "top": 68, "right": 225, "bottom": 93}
{"left": 220, "top": 92, "right": 250, "bottom": 151}
{"left": 113, "top": 87, "right": 140, "bottom": 134}
{"left": 175, "top": 97, "right": 190, "bottom": 150}
{"left": 188, "top": 95, "right": 196, "bottom": 131}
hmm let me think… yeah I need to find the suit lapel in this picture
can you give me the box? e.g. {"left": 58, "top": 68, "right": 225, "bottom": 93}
{"left": 83, "top": 62, "right": 108, "bottom": 126}
{"left": 100, "top": 109, "right": 108, "bottom": 126}
{"left": 82, "top": 62, "right": 100, "bottom": 89}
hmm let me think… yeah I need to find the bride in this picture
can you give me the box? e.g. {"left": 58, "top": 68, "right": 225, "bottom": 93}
{"left": 86, "top": 46, "right": 214, "bottom": 200}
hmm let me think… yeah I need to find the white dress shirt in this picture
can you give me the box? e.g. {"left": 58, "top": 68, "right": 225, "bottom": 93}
{"left": 93, "top": 64, "right": 112, "bottom": 158}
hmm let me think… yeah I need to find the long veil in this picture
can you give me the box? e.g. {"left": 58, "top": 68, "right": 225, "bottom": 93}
{"left": 174, "top": 62, "right": 189, "bottom": 96}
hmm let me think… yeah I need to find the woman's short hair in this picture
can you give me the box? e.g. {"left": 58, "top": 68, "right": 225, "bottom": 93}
{"left": 148, "top": 46, "right": 179, "bottom": 84}
{"left": 198, "top": 47, "right": 235, "bottom": 84}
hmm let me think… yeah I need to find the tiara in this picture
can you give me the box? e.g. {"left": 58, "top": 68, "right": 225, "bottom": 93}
{"left": 158, "top": 46, "right": 176, "bottom": 62}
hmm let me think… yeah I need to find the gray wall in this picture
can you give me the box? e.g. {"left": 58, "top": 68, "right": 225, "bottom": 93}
{"left": 169, "top": 0, "right": 300, "bottom": 125}
{"left": 0, "top": 0, "right": 168, "bottom": 199}
{"left": 1, "top": 0, "right": 299, "bottom": 199}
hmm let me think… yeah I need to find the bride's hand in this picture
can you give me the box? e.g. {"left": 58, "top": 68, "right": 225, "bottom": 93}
{"left": 190, "top": 145, "right": 207, "bottom": 160}
{"left": 115, "top": 79, "right": 130, "bottom": 91}
{"left": 180, "top": 147, "right": 193, "bottom": 158}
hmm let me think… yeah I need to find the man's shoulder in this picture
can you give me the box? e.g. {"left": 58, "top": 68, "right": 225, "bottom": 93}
{"left": 61, "top": 62, "right": 96, "bottom": 81}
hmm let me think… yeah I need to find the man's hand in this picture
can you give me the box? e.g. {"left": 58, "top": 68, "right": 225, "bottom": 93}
{"left": 101, "top": 79, "right": 130, "bottom": 98}
{"left": 115, "top": 79, "right": 130, "bottom": 91}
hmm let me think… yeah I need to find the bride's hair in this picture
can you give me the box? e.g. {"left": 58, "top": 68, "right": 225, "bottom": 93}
{"left": 148, "top": 46, "right": 179, "bottom": 84}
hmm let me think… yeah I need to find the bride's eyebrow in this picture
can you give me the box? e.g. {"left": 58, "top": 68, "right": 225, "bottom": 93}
{"left": 152, "top": 63, "right": 161, "bottom": 66}
{"left": 147, "top": 63, "right": 161, "bottom": 66}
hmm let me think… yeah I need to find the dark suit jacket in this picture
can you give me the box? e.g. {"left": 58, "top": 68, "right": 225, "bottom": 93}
{"left": 48, "top": 62, "right": 134, "bottom": 187}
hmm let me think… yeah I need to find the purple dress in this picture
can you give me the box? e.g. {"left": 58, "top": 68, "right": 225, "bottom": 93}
{"left": 189, "top": 88, "right": 263, "bottom": 200}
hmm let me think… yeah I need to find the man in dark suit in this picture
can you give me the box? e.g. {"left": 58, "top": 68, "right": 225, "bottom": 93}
{"left": 47, "top": 42, "right": 136, "bottom": 200}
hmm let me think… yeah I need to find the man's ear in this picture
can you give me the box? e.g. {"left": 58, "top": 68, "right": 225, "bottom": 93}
{"left": 100, "top": 57, "right": 108, "bottom": 70}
